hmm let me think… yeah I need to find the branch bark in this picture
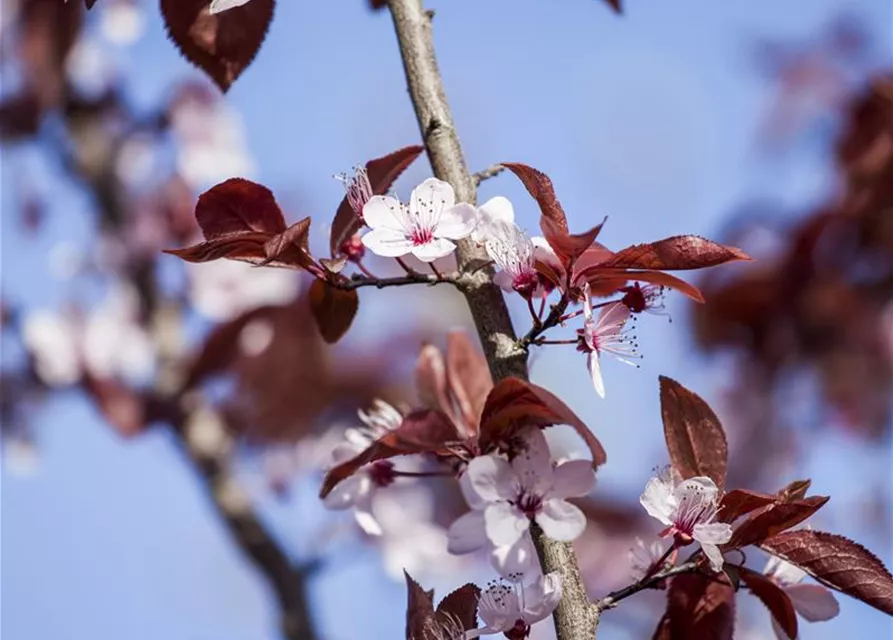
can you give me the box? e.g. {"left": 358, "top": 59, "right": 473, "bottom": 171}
{"left": 386, "top": 2, "right": 598, "bottom": 637}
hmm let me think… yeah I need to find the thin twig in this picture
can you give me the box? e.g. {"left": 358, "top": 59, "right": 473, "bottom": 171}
{"left": 518, "top": 295, "right": 570, "bottom": 350}
{"left": 333, "top": 272, "right": 459, "bottom": 290}
{"left": 594, "top": 561, "right": 701, "bottom": 613}
{"left": 472, "top": 164, "right": 505, "bottom": 185}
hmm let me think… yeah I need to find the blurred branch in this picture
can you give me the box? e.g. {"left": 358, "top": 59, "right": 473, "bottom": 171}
{"left": 335, "top": 271, "right": 459, "bottom": 290}
{"left": 472, "top": 164, "right": 505, "bottom": 185}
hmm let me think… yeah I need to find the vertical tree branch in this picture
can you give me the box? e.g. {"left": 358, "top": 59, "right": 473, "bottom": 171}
{"left": 385, "top": 1, "right": 599, "bottom": 637}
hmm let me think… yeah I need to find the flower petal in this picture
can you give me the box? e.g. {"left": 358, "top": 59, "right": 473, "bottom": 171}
{"left": 479, "top": 196, "right": 515, "bottom": 225}
{"left": 462, "top": 455, "right": 517, "bottom": 507}
{"left": 693, "top": 522, "right": 732, "bottom": 545}
{"left": 700, "top": 542, "right": 725, "bottom": 572}
{"left": 536, "top": 499, "right": 587, "bottom": 541}
{"left": 478, "top": 582, "right": 520, "bottom": 630}
{"left": 361, "top": 228, "right": 414, "bottom": 257}
{"left": 490, "top": 532, "right": 538, "bottom": 579}
{"left": 510, "top": 428, "right": 554, "bottom": 496}
{"left": 435, "top": 203, "right": 478, "bottom": 240}
{"left": 411, "top": 177, "right": 456, "bottom": 217}
{"left": 447, "top": 510, "right": 488, "bottom": 554}
{"left": 550, "top": 459, "right": 596, "bottom": 499}
{"left": 674, "top": 476, "right": 720, "bottom": 506}
{"left": 362, "top": 195, "right": 408, "bottom": 232}
{"left": 522, "top": 571, "right": 563, "bottom": 624}
{"left": 587, "top": 352, "right": 605, "bottom": 399}
{"left": 785, "top": 583, "right": 840, "bottom": 622}
{"left": 411, "top": 238, "right": 457, "bottom": 262}
{"left": 492, "top": 270, "right": 514, "bottom": 293}
{"left": 323, "top": 473, "right": 371, "bottom": 510}
{"left": 596, "top": 301, "right": 631, "bottom": 332}
{"left": 484, "top": 502, "right": 529, "bottom": 547}
{"left": 354, "top": 498, "right": 382, "bottom": 536}
{"left": 639, "top": 476, "right": 676, "bottom": 525}
{"left": 766, "top": 556, "right": 807, "bottom": 585}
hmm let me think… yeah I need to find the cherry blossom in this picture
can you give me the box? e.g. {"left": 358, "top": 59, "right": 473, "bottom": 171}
{"left": 361, "top": 178, "right": 477, "bottom": 262}
{"left": 335, "top": 166, "right": 374, "bottom": 221}
{"left": 187, "top": 259, "right": 299, "bottom": 321}
{"left": 471, "top": 196, "right": 516, "bottom": 244}
{"left": 485, "top": 222, "right": 542, "bottom": 298}
{"left": 447, "top": 428, "right": 595, "bottom": 577}
{"left": 764, "top": 554, "right": 839, "bottom": 639}
{"left": 323, "top": 400, "right": 404, "bottom": 536}
{"left": 22, "top": 311, "right": 81, "bottom": 386}
{"left": 628, "top": 537, "right": 670, "bottom": 581}
{"left": 639, "top": 466, "right": 732, "bottom": 571}
{"left": 620, "top": 282, "right": 668, "bottom": 317}
{"left": 466, "top": 571, "right": 562, "bottom": 639}
{"left": 576, "top": 285, "right": 638, "bottom": 398}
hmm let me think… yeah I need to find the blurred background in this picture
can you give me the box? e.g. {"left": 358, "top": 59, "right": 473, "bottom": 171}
{"left": 1, "top": 0, "right": 891, "bottom": 638}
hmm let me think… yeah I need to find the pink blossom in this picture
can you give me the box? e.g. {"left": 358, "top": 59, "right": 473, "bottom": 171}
{"left": 628, "top": 537, "right": 669, "bottom": 581}
{"left": 447, "top": 428, "right": 595, "bottom": 577}
{"left": 576, "top": 285, "right": 638, "bottom": 398}
{"left": 335, "top": 166, "right": 374, "bottom": 220}
{"left": 323, "top": 400, "right": 403, "bottom": 535}
{"left": 620, "top": 282, "right": 668, "bottom": 316}
{"left": 361, "top": 178, "right": 477, "bottom": 262}
{"left": 639, "top": 467, "right": 732, "bottom": 572}
{"left": 764, "top": 555, "right": 839, "bottom": 639}
{"left": 471, "top": 196, "right": 516, "bottom": 244}
{"left": 466, "top": 572, "right": 562, "bottom": 639}
{"left": 485, "top": 222, "right": 543, "bottom": 299}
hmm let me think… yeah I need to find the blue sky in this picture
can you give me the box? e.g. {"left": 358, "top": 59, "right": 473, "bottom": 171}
{"left": 2, "top": 1, "right": 891, "bottom": 639}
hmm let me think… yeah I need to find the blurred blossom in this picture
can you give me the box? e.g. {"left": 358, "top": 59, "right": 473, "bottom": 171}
{"left": 170, "top": 87, "right": 255, "bottom": 189}
{"left": 22, "top": 310, "right": 81, "bottom": 386}
{"left": 65, "top": 37, "right": 117, "bottom": 99}
{"left": 883, "top": 301, "right": 893, "bottom": 361}
{"left": 100, "top": 0, "right": 145, "bottom": 46}
{"left": 628, "top": 537, "right": 667, "bottom": 581}
{"left": 187, "top": 260, "right": 300, "bottom": 321}
{"left": 238, "top": 318, "right": 275, "bottom": 357}
{"left": 115, "top": 134, "right": 159, "bottom": 188}
{"left": 48, "top": 241, "right": 86, "bottom": 281}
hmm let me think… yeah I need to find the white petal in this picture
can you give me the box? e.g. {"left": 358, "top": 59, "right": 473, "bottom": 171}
{"left": 639, "top": 476, "right": 676, "bottom": 525}
{"left": 331, "top": 441, "right": 362, "bottom": 465}
{"left": 354, "top": 500, "right": 382, "bottom": 536}
{"left": 767, "top": 556, "right": 807, "bottom": 585}
{"left": 700, "top": 543, "right": 725, "bottom": 572}
{"left": 479, "top": 196, "right": 515, "bottom": 225}
{"left": 550, "top": 459, "right": 596, "bottom": 499}
{"left": 674, "top": 476, "right": 720, "bottom": 506}
{"left": 693, "top": 522, "right": 733, "bottom": 545}
{"left": 596, "top": 301, "right": 631, "bottom": 332}
{"left": 492, "top": 270, "right": 514, "bottom": 293}
{"left": 322, "top": 474, "right": 371, "bottom": 510}
{"left": 447, "top": 510, "right": 488, "bottom": 554}
{"left": 511, "top": 428, "right": 554, "bottom": 496}
{"left": 462, "top": 455, "right": 517, "bottom": 507}
{"left": 478, "top": 583, "right": 520, "bottom": 630}
{"left": 411, "top": 238, "right": 456, "bottom": 262}
{"left": 362, "top": 195, "right": 408, "bottom": 232}
{"left": 435, "top": 203, "right": 478, "bottom": 240}
{"left": 522, "top": 571, "right": 563, "bottom": 623}
{"left": 361, "top": 228, "right": 414, "bottom": 257}
{"left": 587, "top": 352, "right": 606, "bottom": 399}
{"left": 531, "top": 236, "right": 562, "bottom": 269}
{"left": 484, "top": 502, "right": 529, "bottom": 547}
{"left": 490, "top": 532, "right": 538, "bottom": 579}
{"left": 536, "top": 499, "right": 587, "bottom": 541}
{"left": 785, "top": 583, "right": 840, "bottom": 622}
{"left": 411, "top": 178, "right": 456, "bottom": 216}
{"left": 209, "top": 0, "right": 252, "bottom": 14}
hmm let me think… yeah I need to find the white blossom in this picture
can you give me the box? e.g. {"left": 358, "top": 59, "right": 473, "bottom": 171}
{"left": 485, "top": 222, "right": 542, "bottom": 299}
{"left": 578, "top": 284, "right": 637, "bottom": 398}
{"left": 471, "top": 196, "right": 515, "bottom": 244}
{"left": 628, "top": 537, "right": 669, "bottom": 581}
{"left": 466, "top": 572, "right": 562, "bottom": 638}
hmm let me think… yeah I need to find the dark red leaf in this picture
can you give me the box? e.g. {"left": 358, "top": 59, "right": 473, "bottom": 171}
{"left": 196, "top": 178, "right": 286, "bottom": 237}
{"left": 83, "top": 375, "right": 145, "bottom": 438}
{"left": 599, "top": 236, "right": 751, "bottom": 271}
{"left": 651, "top": 613, "right": 671, "bottom": 640}
{"left": 540, "top": 216, "right": 606, "bottom": 266}
{"left": 308, "top": 279, "right": 359, "bottom": 344}
{"left": 330, "top": 145, "right": 424, "bottom": 256}
{"left": 84, "top": 0, "right": 98, "bottom": 8}
{"left": 404, "top": 571, "right": 436, "bottom": 640}
{"left": 739, "top": 567, "right": 799, "bottom": 640}
{"left": 665, "top": 572, "right": 736, "bottom": 640}
{"left": 445, "top": 331, "right": 492, "bottom": 433}
{"left": 478, "top": 377, "right": 606, "bottom": 467}
{"left": 776, "top": 479, "right": 812, "bottom": 503}
{"left": 369, "top": 0, "right": 387, "bottom": 8}
{"left": 435, "top": 583, "right": 480, "bottom": 631}
{"left": 761, "top": 530, "right": 893, "bottom": 615}
{"left": 603, "top": 0, "right": 622, "bottom": 13}
{"left": 161, "top": 0, "right": 274, "bottom": 92}
{"left": 319, "top": 409, "right": 461, "bottom": 497}
{"left": 717, "top": 489, "right": 777, "bottom": 524}
{"left": 728, "top": 496, "right": 830, "bottom": 549}
{"left": 163, "top": 232, "right": 269, "bottom": 263}
{"left": 659, "top": 376, "right": 729, "bottom": 490}
{"left": 501, "top": 162, "right": 568, "bottom": 232}
{"left": 263, "top": 217, "right": 316, "bottom": 270}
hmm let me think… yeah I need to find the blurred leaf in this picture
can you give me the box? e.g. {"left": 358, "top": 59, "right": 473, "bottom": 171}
{"left": 739, "top": 567, "right": 799, "bottom": 640}
{"left": 761, "top": 530, "right": 893, "bottom": 615}
{"left": 602, "top": 0, "right": 622, "bottom": 13}
{"left": 600, "top": 236, "right": 751, "bottom": 271}
{"left": 161, "top": 0, "right": 274, "bottom": 92}
{"left": 83, "top": 375, "right": 145, "bottom": 438}
{"left": 308, "top": 280, "right": 359, "bottom": 344}
{"left": 659, "top": 376, "right": 728, "bottom": 490}
{"left": 445, "top": 331, "right": 492, "bottom": 432}
{"left": 664, "top": 572, "right": 736, "bottom": 640}
{"left": 415, "top": 343, "right": 450, "bottom": 411}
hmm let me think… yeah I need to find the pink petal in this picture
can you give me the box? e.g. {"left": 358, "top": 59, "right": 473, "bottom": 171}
{"left": 699, "top": 542, "right": 725, "bottom": 572}
{"left": 587, "top": 351, "right": 605, "bottom": 398}
{"left": 361, "top": 228, "right": 414, "bottom": 257}
{"left": 639, "top": 476, "right": 676, "bottom": 526}
{"left": 462, "top": 455, "right": 517, "bottom": 507}
{"left": 693, "top": 522, "right": 732, "bottom": 545}
{"left": 674, "top": 476, "right": 720, "bottom": 508}
{"left": 410, "top": 177, "right": 455, "bottom": 215}
{"left": 362, "top": 195, "right": 408, "bottom": 232}
{"left": 323, "top": 473, "right": 372, "bottom": 510}
{"left": 447, "top": 510, "right": 488, "bottom": 554}
{"left": 596, "top": 301, "right": 630, "bottom": 332}
{"left": 549, "top": 459, "right": 596, "bottom": 499}
{"left": 785, "top": 583, "right": 840, "bottom": 622}
{"left": 484, "top": 502, "right": 529, "bottom": 547}
{"left": 410, "top": 238, "right": 456, "bottom": 262}
{"left": 435, "top": 203, "right": 478, "bottom": 240}
{"left": 354, "top": 499, "right": 382, "bottom": 536}
{"left": 478, "top": 582, "right": 521, "bottom": 630}
{"left": 536, "top": 499, "right": 586, "bottom": 541}
{"left": 490, "top": 532, "right": 538, "bottom": 579}
{"left": 492, "top": 270, "right": 514, "bottom": 293}
{"left": 479, "top": 196, "right": 515, "bottom": 225}
{"left": 521, "top": 571, "right": 563, "bottom": 623}
{"left": 510, "top": 428, "right": 554, "bottom": 496}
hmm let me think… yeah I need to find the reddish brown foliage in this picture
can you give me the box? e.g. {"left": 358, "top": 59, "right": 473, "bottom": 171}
{"left": 727, "top": 495, "right": 829, "bottom": 549}
{"left": 308, "top": 280, "right": 359, "bottom": 344}
{"left": 660, "top": 572, "right": 736, "bottom": 640}
{"left": 404, "top": 572, "right": 479, "bottom": 640}
{"left": 739, "top": 567, "right": 799, "bottom": 640}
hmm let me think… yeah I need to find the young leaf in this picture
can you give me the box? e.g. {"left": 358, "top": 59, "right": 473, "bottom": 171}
{"left": 308, "top": 279, "right": 359, "bottom": 344}
{"left": 739, "top": 567, "right": 799, "bottom": 640}
{"left": 161, "top": 0, "right": 274, "bottom": 92}
{"left": 262, "top": 217, "right": 315, "bottom": 270}
{"left": 717, "top": 488, "right": 777, "bottom": 524}
{"left": 665, "top": 572, "right": 736, "bottom": 640}
{"left": 445, "top": 331, "right": 492, "bottom": 433}
{"left": 500, "top": 162, "right": 568, "bottom": 232}
{"left": 540, "top": 216, "right": 606, "bottom": 266}
{"left": 478, "top": 377, "right": 607, "bottom": 467}
{"left": 319, "top": 409, "right": 461, "bottom": 498}
{"left": 659, "top": 376, "right": 728, "bottom": 490}
{"left": 329, "top": 145, "right": 425, "bottom": 256}
{"left": 404, "top": 571, "right": 436, "bottom": 640}
{"left": 776, "top": 479, "right": 812, "bottom": 503}
{"left": 599, "top": 236, "right": 751, "bottom": 271}
{"left": 581, "top": 269, "right": 705, "bottom": 303}
{"left": 727, "top": 496, "right": 830, "bottom": 549}
{"left": 761, "top": 530, "right": 893, "bottom": 615}
{"left": 435, "top": 583, "right": 480, "bottom": 631}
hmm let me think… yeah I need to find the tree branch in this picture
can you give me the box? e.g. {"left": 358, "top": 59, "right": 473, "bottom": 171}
{"left": 593, "top": 561, "right": 701, "bottom": 613}
{"left": 385, "top": 2, "right": 597, "bottom": 638}
{"left": 332, "top": 271, "right": 459, "bottom": 290}
{"left": 472, "top": 164, "right": 505, "bottom": 185}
